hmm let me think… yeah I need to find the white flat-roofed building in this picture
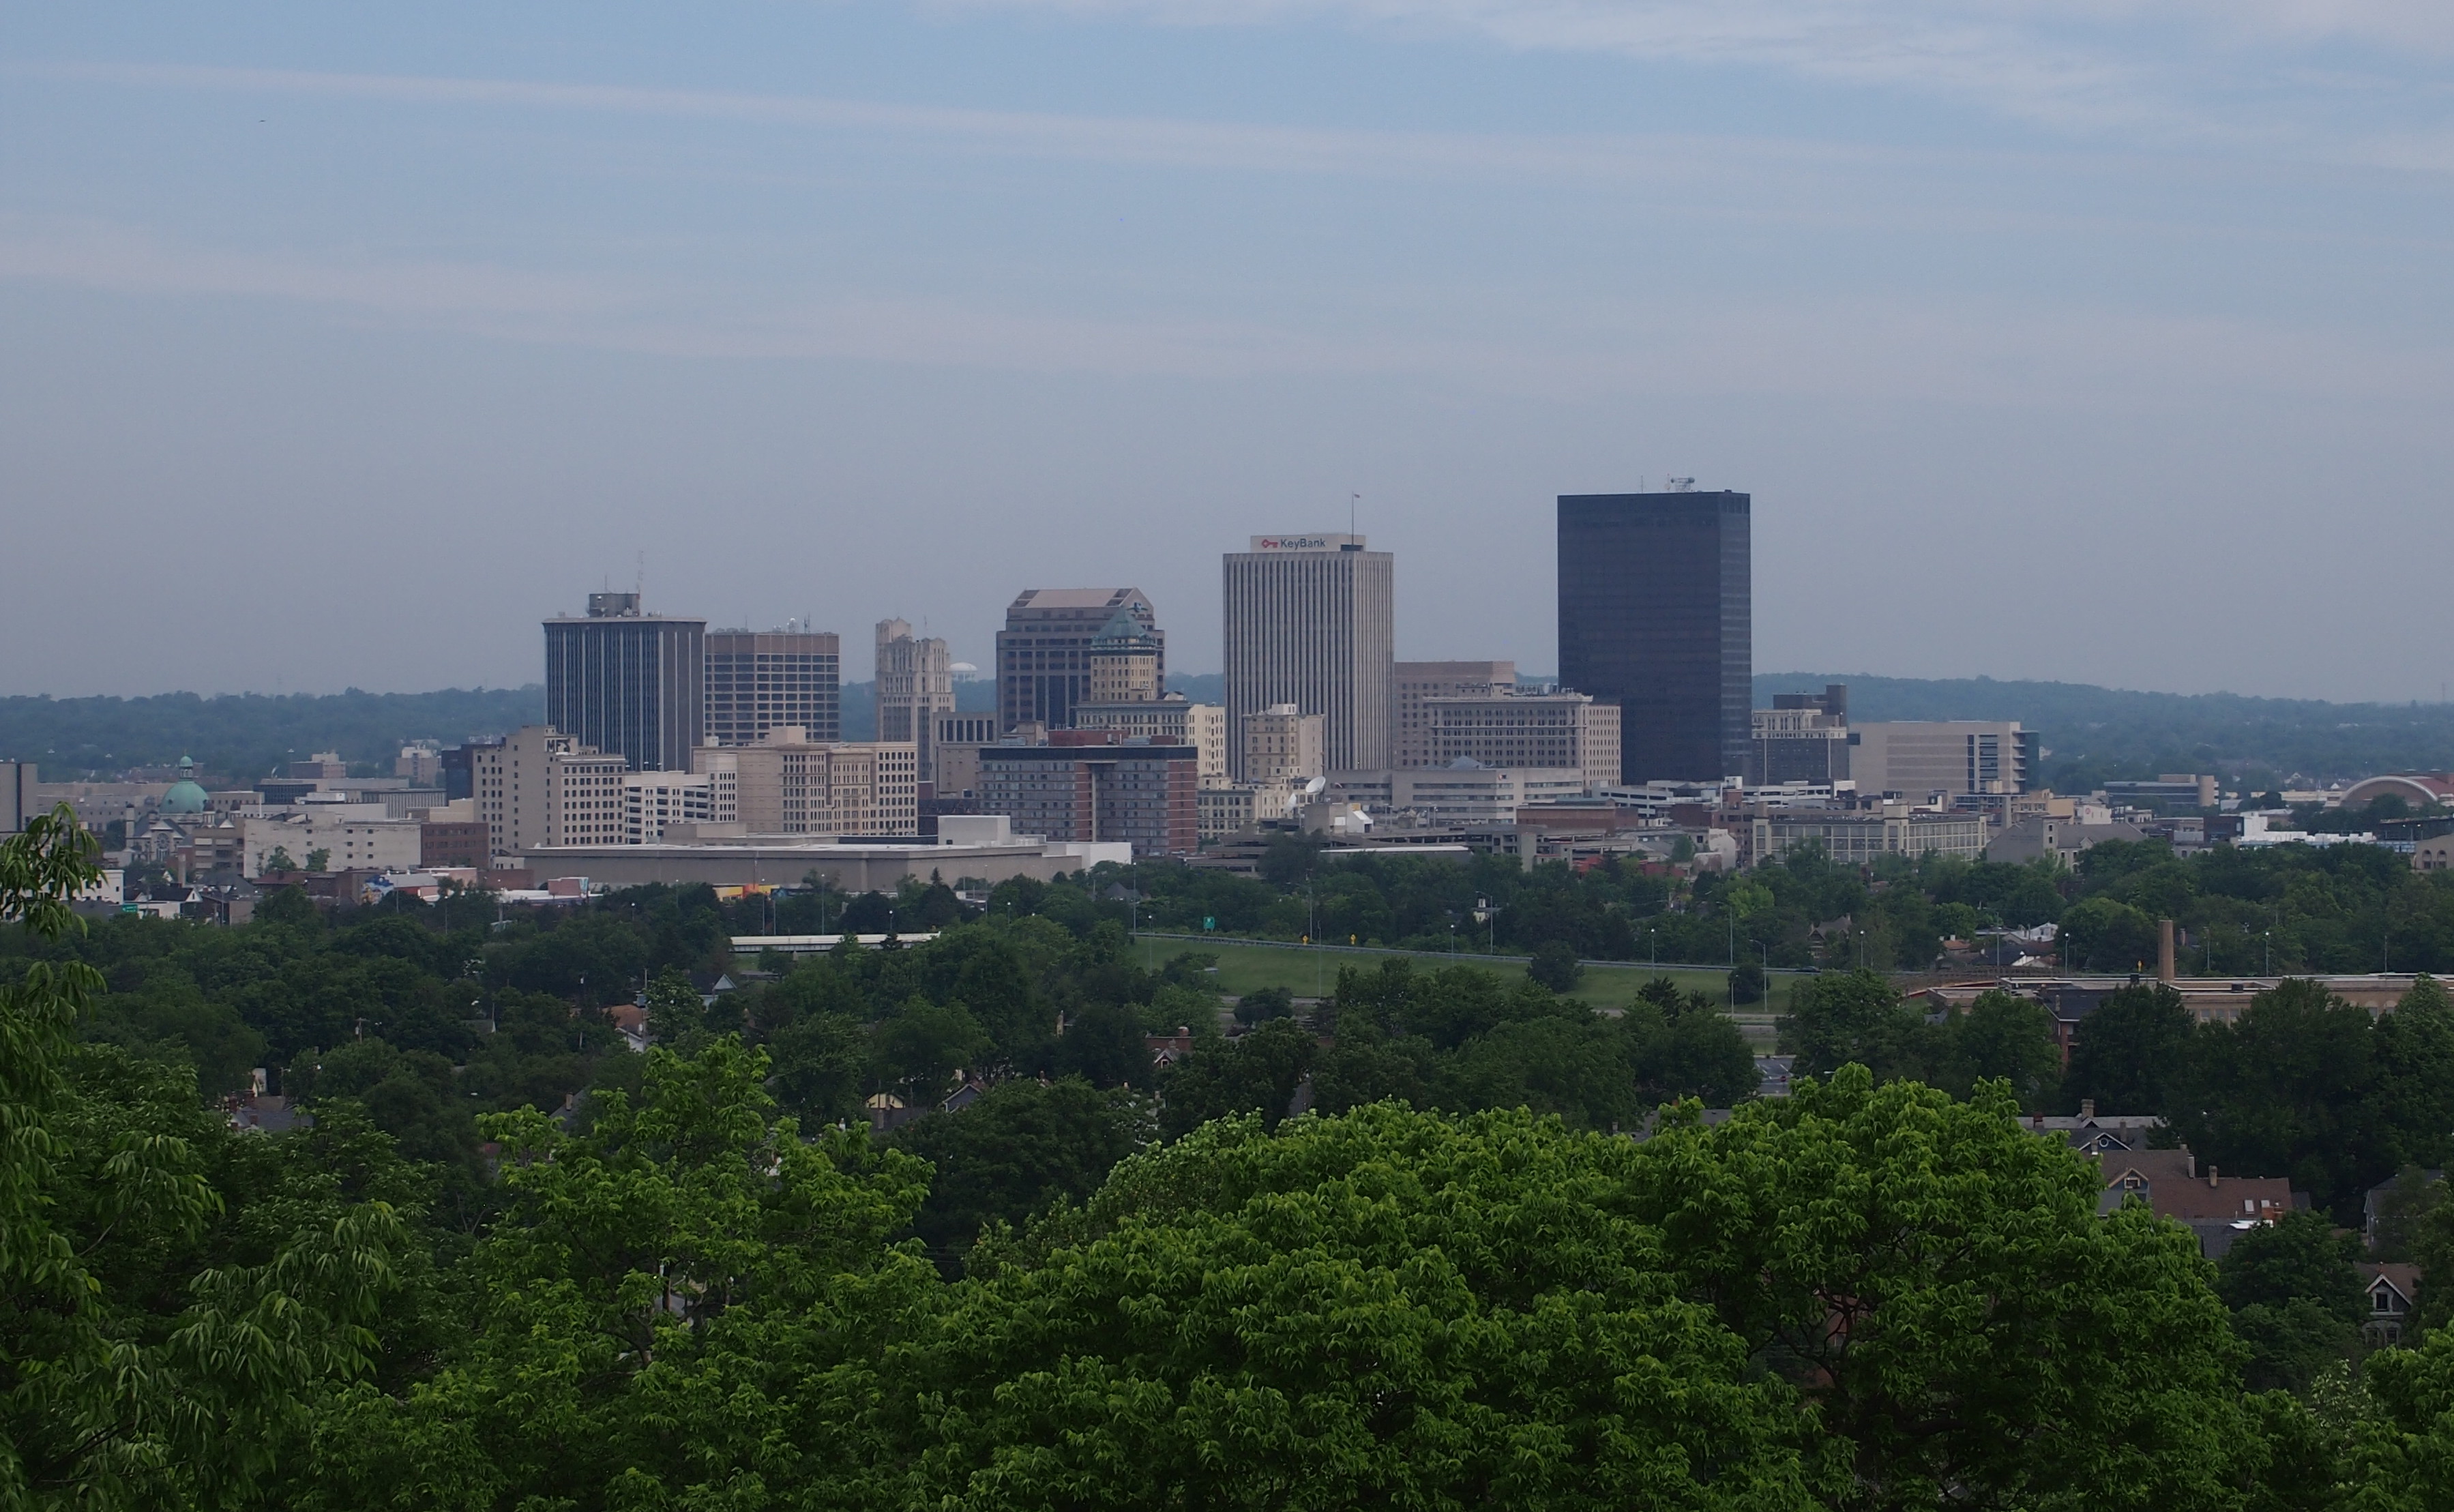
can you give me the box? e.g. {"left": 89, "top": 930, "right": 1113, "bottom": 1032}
{"left": 1392, "top": 766, "right": 1589, "bottom": 827}
{"left": 621, "top": 771, "right": 718, "bottom": 845}
{"left": 521, "top": 817, "right": 1129, "bottom": 893}
{"left": 243, "top": 805, "right": 425, "bottom": 877}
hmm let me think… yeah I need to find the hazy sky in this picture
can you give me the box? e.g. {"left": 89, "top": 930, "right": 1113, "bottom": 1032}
{"left": 5, "top": 3, "right": 2451, "bottom": 701}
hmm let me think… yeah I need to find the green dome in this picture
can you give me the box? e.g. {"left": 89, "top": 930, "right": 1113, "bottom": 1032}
{"left": 162, "top": 780, "right": 210, "bottom": 814}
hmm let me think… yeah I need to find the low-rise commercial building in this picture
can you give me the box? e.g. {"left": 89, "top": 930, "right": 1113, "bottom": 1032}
{"left": 1197, "top": 783, "right": 1294, "bottom": 840}
{"left": 1743, "top": 804, "right": 1990, "bottom": 867}
{"left": 520, "top": 814, "right": 1129, "bottom": 893}
{"left": 1985, "top": 814, "right": 2147, "bottom": 867}
{"left": 1390, "top": 766, "right": 1590, "bottom": 827}
{"left": 243, "top": 805, "right": 425, "bottom": 878}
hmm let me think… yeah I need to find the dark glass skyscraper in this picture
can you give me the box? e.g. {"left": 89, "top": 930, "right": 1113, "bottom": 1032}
{"left": 544, "top": 591, "right": 706, "bottom": 772}
{"left": 1556, "top": 491, "right": 1751, "bottom": 784}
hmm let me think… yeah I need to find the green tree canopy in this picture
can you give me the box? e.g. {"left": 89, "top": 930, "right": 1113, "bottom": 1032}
{"left": 1, "top": 808, "right": 406, "bottom": 1509}
{"left": 2066, "top": 982, "right": 2193, "bottom": 1115}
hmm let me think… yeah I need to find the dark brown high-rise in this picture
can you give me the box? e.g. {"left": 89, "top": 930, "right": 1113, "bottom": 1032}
{"left": 1556, "top": 490, "right": 1751, "bottom": 784}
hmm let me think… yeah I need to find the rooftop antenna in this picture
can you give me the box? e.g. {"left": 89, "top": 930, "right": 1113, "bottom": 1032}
{"left": 634, "top": 550, "right": 645, "bottom": 606}
{"left": 1349, "top": 491, "right": 1359, "bottom": 539}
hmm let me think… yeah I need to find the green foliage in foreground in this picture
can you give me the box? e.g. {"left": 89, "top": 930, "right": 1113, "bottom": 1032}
{"left": 25, "top": 809, "right": 2454, "bottom": 1509}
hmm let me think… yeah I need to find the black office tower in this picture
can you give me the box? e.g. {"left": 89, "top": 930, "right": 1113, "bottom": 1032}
{"left": 1557, "top": 490, "right": 1750, "bottom": 784}
{"left": 544, "top": 591, "right": 707, "bottom": 772}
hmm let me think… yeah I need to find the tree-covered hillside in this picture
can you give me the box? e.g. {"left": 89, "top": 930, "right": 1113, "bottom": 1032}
{"left": 0, "top": 687, "right": 544, "bottom": 782}
{"left": 1758, "top": 672, "right": 2454, "bottom": 787}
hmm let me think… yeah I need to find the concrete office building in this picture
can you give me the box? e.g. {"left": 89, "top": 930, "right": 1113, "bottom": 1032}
{"left": 929, "top": 713, "right": 1002, "bottom": 797}
{"left": 544, "top": 591, "right": 706, "bottom": 771}
{"left": 1750, "top": 685, "right": 1851, "bottom": 786}
{"left": 996, "top": 588, "right": 1162, "bottom": 733}
{"left": 1422, "top": 692, "right": 1619, "bottom": 791}
{"left": 1850, "top": 722, "right": 2035, "bottom": 800}
{"left": 620, "top": 771, "right": 718, "bottom": 845}
{"left": 1394, "top": 661, "right": 1516, "bottom": 769}
{"left": 874, "top": 620, "right": 955, "bottom": 769}
{"left": 1241, "top": 703, "right": 1327, "bottom": 787}
{"left": 1198, "top": 784, "right": 1295, "bottom": 841}
{"left": 243, "top": 805, "right": 426, "bottom": 878}
{"left": 975, "top": 741, "right": 1200, "bottom": 857}
{"left": 472, "top": 726, "right": 628, "bottom": 859}
{"left": 705, "top": 625, "right": 840, "bottom": 747}
{"left": 1073, "top": 697, "right": 1229, "bottom": 788}
{"left": 1222, "top": 534, "right": 1393, "bottom": 779}
{"left": 1557, "top": 490, "right": 1750, "bottom": 784}
{"left": 691, "top": 727, "right": 919, "bottom": 837}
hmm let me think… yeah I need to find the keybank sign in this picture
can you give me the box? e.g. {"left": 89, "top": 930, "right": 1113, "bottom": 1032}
{"left": 1249, "top": 534, "right": 1358, "bottom": 552}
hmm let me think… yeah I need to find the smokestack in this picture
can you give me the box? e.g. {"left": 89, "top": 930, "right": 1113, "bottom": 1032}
{"left": 2159, "top": 919, "right": 2176, "bottom": 984}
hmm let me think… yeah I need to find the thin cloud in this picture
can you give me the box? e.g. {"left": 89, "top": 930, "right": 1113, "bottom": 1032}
{"left": 925, "top": 0, "right": 2450, "bottom": 138}
{"left": 0, "top": 217, "right": 623, "bottom": 316}
{"left": 2, "top": 215, "right": 2440, "bottom": 411}
{"left": 31, "top": 59, "right": 1899, "bottom": 185}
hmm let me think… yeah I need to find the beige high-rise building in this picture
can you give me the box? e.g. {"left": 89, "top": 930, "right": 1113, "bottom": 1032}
{"left": 1394, "top": 660, "right": 1516, "bottom": 768}
{"left": 692, "top": 727, "right": 919, "bottom": 836}
{"left": 1084, "top": 608, "right": 1162, "bottom": 704}
{"left": 874, "top": 619, "right": 956, "bottom": 770}
{"left": 705, "top": 625, "right": 842, "bottom": 747}
{"left": 473, "top": 725, "right": 629, "bottom": 858}
{"left": 1422, "top": 691, "right": 1620, "bottom": 792}
{"left": 1222, "top": 534, "right": 1393, "bottom": 778}
{"left": 1242, "top": 704, "right": 1326, "bottom": 786}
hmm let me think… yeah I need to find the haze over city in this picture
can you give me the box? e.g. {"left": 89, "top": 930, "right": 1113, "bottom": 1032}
{"left": 5, "top": 1, "right": 2451, "bottom": 699}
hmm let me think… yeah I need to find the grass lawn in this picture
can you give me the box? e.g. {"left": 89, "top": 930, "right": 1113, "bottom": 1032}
{"left": 1132, "top": 933, "right": 1795, "bottom": 1042}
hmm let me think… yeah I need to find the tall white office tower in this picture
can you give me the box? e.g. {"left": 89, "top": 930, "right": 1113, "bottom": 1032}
{"left": 1222, "top": 534, "right": 1394, "bottom": 780}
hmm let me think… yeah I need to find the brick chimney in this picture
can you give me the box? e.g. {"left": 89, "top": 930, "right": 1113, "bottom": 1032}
{"left": 2207, "top": 1165, "right": 2219, "bottom": 1188}
{"left": 2080, "top": 1099, "right": 2095, "bottom": 1120}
